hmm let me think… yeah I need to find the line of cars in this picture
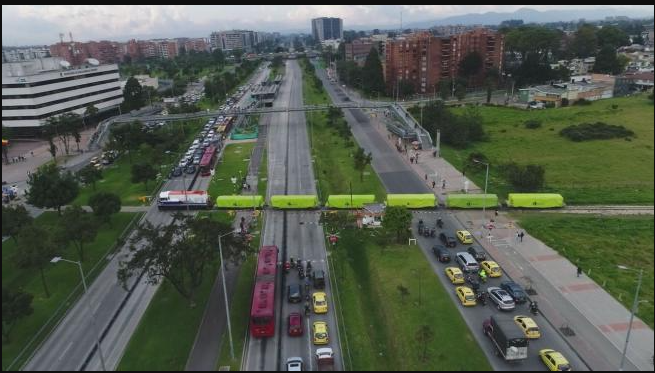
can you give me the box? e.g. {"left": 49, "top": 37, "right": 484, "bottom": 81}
{"left": 169, "top": 117, "right": 222, "bottom": 178}
{"left": 425, "top": 220, "right": 572, "bottom": 370}
{"left": 89, "top": 150, "right": 119, "bottom": 170}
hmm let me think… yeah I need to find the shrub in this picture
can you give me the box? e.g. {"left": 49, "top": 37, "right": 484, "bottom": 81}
{"left": 559, "top": 122, "right": 635, "bottom": 142}
{"left": 465, "top": 152, "right": 489, "bottom": 170}
{"left": 500, "top": 162, "right": 545, "bottom": 192}
{"left": 524, "top": 119, "right": 542, "bottom": 129}
{"left": 572, "top": 98, "right": 592, "bottom": 106}
{"left": 545, "top": 102, "right": 556, "bottom": 108}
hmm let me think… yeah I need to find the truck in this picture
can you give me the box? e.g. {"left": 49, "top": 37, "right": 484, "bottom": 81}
{"left": 157, "top": 190, "right": 212, "bottom": 210}
{"left": 316, "top": 347, "right": 334, "bottom": 371}
{"left": 483, "top": 315, "right": 528, "bottom": 361}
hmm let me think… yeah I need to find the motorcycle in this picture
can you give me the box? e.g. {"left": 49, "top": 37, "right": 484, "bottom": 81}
{"left": 283, "top": 261, "right": 291, "bottom": 274}
{"left": 418, "top": 219, "right": 425, "bottom": 235}
{"left": 529, "top": 301, "right": 539, "bottom": 316}
{"left": 466, "top": 274, "right": 481, "bottom": 293}
{"left": 304, "top": 303, "right": 311, "bottom": 316}
{"left": 476, "top": 291, "right": 487, "bottom": 306}
{"left": 306, "top": 260, "right": 312, "bottom": 273}
{"left": 436, "top": 218, "right": 443, "bottom": 229}
{"left": 430, "top": 228, "right": 436, "bottom": 237}
{"left": 423, "top": 228, "right": 431, "bottom": 237}
{"left": 299, "top": 268, "right": 305, "bottom": 279}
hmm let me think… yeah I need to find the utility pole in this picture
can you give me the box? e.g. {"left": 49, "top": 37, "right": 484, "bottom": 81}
{"left": 435, "top": 129, "right": 441, "bottom": 157}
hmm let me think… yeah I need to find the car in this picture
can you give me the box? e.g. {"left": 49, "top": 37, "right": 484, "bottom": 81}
{"left": 439, "top": 233, "right": 457, "bottom": 248}
{"left": 184, "top": 165, "right": 196, "bottom": 174}
{"left": 514, "top": 315, "right": 541, "bottom": 339}
{"left": 455, "top": 286, "right": 476, "bottom": 306}
{"left": 193, "top": 157, "right": 201, "bottom": 165}
{"left": 287, "top": 284, "right": 302, "bottom": 303}
{"left": 312, "top": 270, "right": 325, "bottom": 289}
{"left": 101, "top": 158, "right": 112, "bottom": 165}
{"left": 480, "top": 261, "right": 502, "bottom": 278}
{"left": 455, "top": 252, "right": 480, "bottom": 273}
{"left": 500, "top": 281, "right": 528, "bottom": 304}
{"left": 312, "top": 321, "right": 329, "bottom": 345}
{"left": 432, "top": 245, "right": 451, "bottom": 262}
{"left": 312, "top": 292, "right": 328, "bottom": 314}
{"left": 445, "top": 267, "right": 465, "bottom": 284}
{"left": 178, "top": 160, "right": 189, "bottom": 168}
{"left": 286, "top": 357, "right": 303, "bottom": 371}
{"left": 467, "top": 246, "right": 486, "bottom": 261}
{"left": 539, "top": 349, "right": 571, "bottom": 371}
{"left": 170, "top": 167, "right": 183, "bottom": 178}
{"left": 288, "top": 312, "right": 303, "bottom": 336}
{"left": 487, "top": 287, "right": 516, "bottom": 311}
{"left": 456, "top": 230, "right": 473, "bottom": 244}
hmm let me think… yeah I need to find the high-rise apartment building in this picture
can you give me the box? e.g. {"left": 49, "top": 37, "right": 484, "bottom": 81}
{"left": 311, "top": 17, "right": 343, "bottom": 41}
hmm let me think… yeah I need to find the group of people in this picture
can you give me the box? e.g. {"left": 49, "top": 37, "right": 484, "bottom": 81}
{"left": 7, "top": 154, "right": 29, "bottom": 164}
{"left": 516, "top": 231, "right": 526, "bottom": 243}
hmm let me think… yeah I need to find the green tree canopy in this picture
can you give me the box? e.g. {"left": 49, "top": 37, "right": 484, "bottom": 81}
{"left": 26, "top": 164, "right": 79, "bottom": 215}
{"left": 131, "top": 163, "right": 158, "bottom": 191}
{"left": 122, "top": 77, "right": 145, "bottom": 112}
{"left": 2, "top": 287, "right": 34, "bottom": 342}
{"left": 2, "top": 204, "right": 33, "bottom": 244}
{"left": 15, "top": 225, "right": 59, "bottom": 298}
{"left": 597, "top": 25, "right": 630, "bottom": 49}
{"left": 361, "top": 48, "right": 385, "bottom": 95}
{"left": 76, "top": 164, "right": 103, "bottom": 191}
{"left": 382, "top": 206, "right": 412, "bottom": 243}
{"left": 458, "top": 52, "right": 483, "bottom": 79}
{"left": 59, "top": 205, "right": 99, "bottom": 262}
{"left": 594, "top": 45, "right": 623, "bottom": 75}
{"left": 89, "top": 192, "right": 122, "bottom": 225}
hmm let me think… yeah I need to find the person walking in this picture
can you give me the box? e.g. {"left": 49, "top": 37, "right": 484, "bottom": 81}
{"left": 516, "top": 231, "right": 520, "bottom": 243}
{"left": 519, "top": 231, "right": 525, "bottom": 242}
{"left": 432, "top": 180, "right": 436, "bottom": 189}
{"left": 577, "top": 266, "right": 582, "bottom": 277}
{"left": 425, "top": 173, "right": 428, "bottom": 181}
{"left": 442, "top": 179, "right": 446, "bottom": 189}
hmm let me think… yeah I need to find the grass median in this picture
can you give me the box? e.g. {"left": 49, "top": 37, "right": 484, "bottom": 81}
{"left": 329, "top": 229, "right": 491, "bottom": 371}
{"left": 2, "top": 212, "right": 141, "bottom": 370}
{"left": 513, "top": 213, "right": 654, "bottom": 328}
{"left": 207, "top": 142, "right": 256, "bottom": 198}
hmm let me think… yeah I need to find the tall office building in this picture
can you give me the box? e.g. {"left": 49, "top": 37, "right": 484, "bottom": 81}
{"left": 311, "top": 17, "right": 343, "bottom": 42}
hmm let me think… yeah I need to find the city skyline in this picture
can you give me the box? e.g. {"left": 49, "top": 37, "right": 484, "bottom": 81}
{"left": 2, "top": 5, "right": 653, "bottom": 46}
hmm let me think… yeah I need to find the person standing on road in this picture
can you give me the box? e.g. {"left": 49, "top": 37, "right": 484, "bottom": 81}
{"left": 519, "top": 231, "right": 525, "bottom": 242}
{"left": 442, "top": 179, "right": 446, "bottom": 189}
{"left": 577, "top": 266, "right": 582, "bottom": 277}
{"left": 516, "top": 231, "right": 520, "bottom": 243}
{"left": 432, "top": 180, "right": 436, "bottom": 189}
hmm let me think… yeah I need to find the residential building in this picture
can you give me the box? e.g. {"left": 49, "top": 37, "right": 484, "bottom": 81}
{"left": 321, "top": 39, "right": 341, "bottom": 51}
{"left": 210, "top": 30, "right": 260, "bottom": 52}
{"left": 345, "top": 38, "right": 383, "bottom": 67}
{"left": 312, "top": 17, "right": 343, "bottom": 42}
{"left": 2, "top": 46, "right": 51, "bottom": 63}
{"left": 614, "top": 71, "right": 654, "bottom": 96}
{"left": 183, "top": 38, "right": 208, "bottom": 53}
{"left": 384, "top": 28, "right": 504, "bottom": 95}
{"left": 2, "top": 57, "right": 123, "bottom": 135}
{"left": 430, "top": 24, "right": 480, "bottom": 36}
{"left": 518, "top": 77, "right": 614, "bottom": 107}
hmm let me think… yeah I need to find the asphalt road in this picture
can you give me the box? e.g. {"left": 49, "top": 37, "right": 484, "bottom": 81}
{"left": 243, "top": 60, "right": 344, "bottom": 371}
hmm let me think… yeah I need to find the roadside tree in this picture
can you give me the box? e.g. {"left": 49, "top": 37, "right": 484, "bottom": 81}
{"left": 26, "top": 164, "right": 79, "bottom": 216}
{"left": 2, "top": 204, "right": 33, "bottom": 244}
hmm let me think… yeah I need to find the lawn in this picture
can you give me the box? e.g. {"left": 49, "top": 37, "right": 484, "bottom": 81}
{"left": 207, "top": 142, "right": 256, "bottom": 198}
{"left": 513, "top": 213, "right": 654, "bottom": 328}
{"left": 329, "top": 229, "right": 491, "bottom": 371}
{"left": 444, "top": 95, "right": 654, "bottom": 205}
{"left": 302, "top": 59, "right": 387, "bottom": 203}
{"left": 2, "top": 212, "right": 140, "bottom": 371}
{"left": 73, "top": 119, "right": 204, "bottom": 206}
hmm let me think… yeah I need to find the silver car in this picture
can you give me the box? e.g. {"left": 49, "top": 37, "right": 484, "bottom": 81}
{"left": 286, "top": 357, "right": 303, "bottom": 371}
{"left": 487, "top": 287, "right": 516, "bottom": 311}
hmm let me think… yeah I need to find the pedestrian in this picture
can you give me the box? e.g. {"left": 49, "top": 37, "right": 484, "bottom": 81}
{"left": 410, "top": 156, "right": 414, "bottom": 164}
{"left": 577, "top": 266, "right": 582, "bottom": 277}
{"left": 442, "top": 180, "right": 446, "bottom": 189}
{"left": 31, "top": 151, "right": 34, "bottom": 157}
{"left": 495, "top": 209, "right": 499, "bottom": 217}
{"left": 516, "top": 231, "right": 520, "bottom": 243}
{"left": 425, "top": 173, "right": 428, "bottom": 181}
{"left": 433, "top": 149, "right": 437, "bottom": 157}
{"left": 432, "top": 180, "right": 436, "bottom": 189}
{"left": 519, "top": 231, "right": 525, "bottom": 242}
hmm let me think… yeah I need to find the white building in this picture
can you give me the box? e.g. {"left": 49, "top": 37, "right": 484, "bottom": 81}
{"left": 2, "top": 57, "right": 123, "bottom": 134}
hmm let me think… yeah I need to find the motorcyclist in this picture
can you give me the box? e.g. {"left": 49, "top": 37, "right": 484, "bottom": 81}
{"left": 479, "top": 269, "right": 487, "bottom": 283}
{"left": 530, "top": 300, "right": 539, "bottom": 315}
{"left": 436, "top": 217, "right": 443, "bottom": 228}
{"left": 304, "top": 301, "right": 311, "bottom": 315}
{"left": 290, "top": 256, "right": 295, "bottom": 267}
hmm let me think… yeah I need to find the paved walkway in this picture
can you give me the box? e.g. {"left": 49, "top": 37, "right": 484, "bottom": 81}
{"left": 370, "top": 112, "right": 654, "bottom": 371}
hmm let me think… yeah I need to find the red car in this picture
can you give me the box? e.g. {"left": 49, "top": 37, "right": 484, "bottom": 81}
{"left": 288, "top": 312, "right": 303, "bottom": 336}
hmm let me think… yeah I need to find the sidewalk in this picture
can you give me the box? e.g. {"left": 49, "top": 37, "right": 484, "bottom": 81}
{"left": 370, "top": 114, "right": 654, "bottom": 370}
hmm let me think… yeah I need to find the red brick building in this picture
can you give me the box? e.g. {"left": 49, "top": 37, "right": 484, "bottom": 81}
{"left": 183, "top": 38, "right": 208, "bottom": 53}
{"left": 384, "top": 28, "right": 504, "bottom": 95}
{"left": 345, "top": 39, "right": 378, "bottom": 66}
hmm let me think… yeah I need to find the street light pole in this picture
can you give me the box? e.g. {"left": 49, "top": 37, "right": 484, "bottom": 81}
{"left": 618, "top": 266, "right": 643, "bottom": 371}
{"left": 219, "top": 232, "right": 236, "bottom": 361}
{"left": 473, "top": 159, "right": 490, "bottom": 221}
{"left": 51, "top": 257, "right": 106, "bottom": 371}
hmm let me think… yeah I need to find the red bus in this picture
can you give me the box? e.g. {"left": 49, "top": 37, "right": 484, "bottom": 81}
{"left": 199, "top": 145, "right": 217, "bottom": 176}
{"left": 250, "top": 245, "right": 278, "bottom": 338}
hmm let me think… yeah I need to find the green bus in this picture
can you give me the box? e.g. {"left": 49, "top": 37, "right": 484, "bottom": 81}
{"left": 507, "top": 193, "right": 564, "bottom": 208}
{"left": 386, "top": 194, "right": 436, "bottom": 208}
{"left": 216, "top": 195, "right": 264, "bottom": 209}
{"left": 446, "top": 194, "right": 498, "bottom": 209}
{"left": 326, "top": 194, "right": 376, "bottom": 209}
{"left": 270, "top": 195, "right": 319, "bottom": 209}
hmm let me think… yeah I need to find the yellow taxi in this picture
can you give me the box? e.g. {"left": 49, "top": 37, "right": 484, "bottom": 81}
{"left": 312, "top": 292, "right": 328, "bottom": 314}
{"left": 480, "top": 261, "right": 502, "bottom": 278}
{"left": 514, "top": 315, "right": 541, "bottom": 339}
{"left": 445, "top": 267, "right": 465, "bottom": 285}
{"left": 455, "top": 286, "right": 476, "bottom": 306}
{"left": 312, "top": 321, "right": 329, "bottom": 345}
{"left": 539, "top": 349, "right": 572, "bottom": 371}
{"left": 456, "top": 230, "right": 473, "bottom": 244}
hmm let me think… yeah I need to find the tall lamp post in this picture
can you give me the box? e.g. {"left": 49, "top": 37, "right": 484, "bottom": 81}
{"left": 617, "top": 265, "right": 643, "bottom": 371}
{"left": 219, "top": 230, "right": 239, "bottom": 360}
{"left": 472, "top": 159, "right": 490, "bottom": 221}
{"left": 51, "top": 256, "right": 107, "bottom": 371}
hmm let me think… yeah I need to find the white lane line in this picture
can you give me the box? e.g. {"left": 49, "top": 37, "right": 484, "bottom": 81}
{"left": 59, "top": 342, "right": 74, "bottom": 361}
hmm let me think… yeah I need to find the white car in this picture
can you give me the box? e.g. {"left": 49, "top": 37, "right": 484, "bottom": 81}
{"left": 286, "top": 357, "right": 303, "bottom": 371}
{"left": 487, "top": 287, "right": 516, "bottom": 311}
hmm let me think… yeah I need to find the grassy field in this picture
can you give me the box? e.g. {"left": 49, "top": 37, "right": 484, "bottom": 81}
{"left": 445, "top": 95, "right": 654, "bottom": 204}
{"left": 513, "top": 213, "right": 654, "bottom": 328}
{"left": 207, "top": 142, "right": 256, "bottom": 198}
{"left": 2, "top": 212, "right": 140, "bottom": 370}
{"left": 330, "top": 229, "right": 491, "bottom": 371}
{"left": 73, "top": 119, "right": 204, "bottom": 206}
{"left": 302, "top": 59, "right": 387, "bottom": 202}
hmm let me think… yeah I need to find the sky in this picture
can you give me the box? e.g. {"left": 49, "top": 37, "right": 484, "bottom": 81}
{"left": 2, "top": 5, "right": 653, "bottom": 46}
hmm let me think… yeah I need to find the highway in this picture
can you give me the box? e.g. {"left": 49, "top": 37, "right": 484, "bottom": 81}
{"left": 243, "top": 60, "right": 344, "bottom": 371}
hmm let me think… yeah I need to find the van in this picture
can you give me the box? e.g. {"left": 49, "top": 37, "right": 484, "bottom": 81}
{"left": 312, "top": 270, "right": 326, "bottom": 289}
{"left": 456, "top": 252, "right": 480, "bottom": 273}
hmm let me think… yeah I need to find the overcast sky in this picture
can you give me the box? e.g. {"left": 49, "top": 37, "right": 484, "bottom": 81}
{"left": 2, "top": 5, "right": 653, "bottom": 46}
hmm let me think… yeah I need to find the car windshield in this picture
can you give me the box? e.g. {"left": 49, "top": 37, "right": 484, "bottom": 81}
{"left": 316, "top": 300, "right": 326, "bottom": 306}
{"left": 558, "top": 364, "right": 571, "bottom": 371}
{"left": 527, "top": 327, "right": 539, "bottom": 332}
{"left": 316, "top": 332, "right": 327, "bottom": 338}
{"left": 465, "top": 295, "right": 475, "bottom": 301}
{"left": 454, "top": 273, "right": 463, "bottom": 279}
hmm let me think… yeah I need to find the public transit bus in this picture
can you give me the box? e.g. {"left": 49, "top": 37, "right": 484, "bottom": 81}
{"left": 216, "top": 195, "right": 264, "bottom": 208}
{"left": 250, "top": 245, "right": 278, "bottom": 338}
{"left": 270, "top": 195, "right": 319, "bottom": 209}
{"left": 386, "top": 194, "right": 436, "bottom": 208}
{"left": 507, "top": 193, "right": 564, "bottom": 208}
{"left": 326, "top": 194, "right": 376, "bottom": 209}
{"left": 446, "top": 194, "right": 499, "bottom": 209}
{"left": 198, "top": 146, "right": 217, "bottom": 176}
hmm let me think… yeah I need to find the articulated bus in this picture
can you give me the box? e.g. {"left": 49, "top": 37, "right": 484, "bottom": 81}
{"left": 250, "top": 245, "right": 278, "bottom": 338}
{"left": 216, "top": 195, "right": 264, "bottom": 208}
{"left": 386, "top": 194, "right": 436, "bottom": 208}
{"left": 270, "top": 195, "right": 319, "bottom": 209}
{"left": 199, "top": 146, "right": 217, "bottom": 176}
{"left": 506, "top": 193, "right": 564, "bottom": 208}
{"left": 446, "top": 194, "right": 499, "bottom": 209}
{"left": 326, "top": 194, "right": 376, "bottom": 209}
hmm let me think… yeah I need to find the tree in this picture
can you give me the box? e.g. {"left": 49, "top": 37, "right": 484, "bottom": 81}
{"left": 60, "top": 205, "right": 99, "bottom": 262}
{"left": 76, "top": 164, "right": 103, "bottom": 191}
{"left": 398, "top": 80, "right": 415, "bottom": 99}
{"left": 26, "top": 163, "right": 79, "bottom": 216}
{"left": 89, "top": 192, "right": 122, "bottom": 226}
{"left": 438, "top": 79, "right": 452, "bottom": 100}
{"left": 43, "top": 113, "right": 81, "bottom": 156}
{"left": 2, "top": 205, "right": 33, "bottom": 244}
{"left": 502, "top": 163, "right": 545, "bottom": 192}
{"left": 319, "top": 211, "right": 352, "bottom": 232}
{"left": 382, "top": 206, "right": 412, "bottom": 243}
{"left": 397, "top": 284, "right": 410, "bottom": 304}
{"left": 2, "top": 287, "right": 34, "bottom": 342}
{"left": 361, "top": 48, "right": 385, "bottom": 96}
{"left": 415, "top": 325, "right": 435, "bottom": 362}
{"left": 353, "top": 147, "right": 373, "bottom": 181}
{"left": 83, "top": 104, "right": 99, "bottom": 129}
{"left": 122, "top": 77, "right": 145, "bottom": 112}
{"left": 484, "top": 70, "right": 499, "bottom": 103}
{"left": 594, "top": 45, "right": 623, "bottom": 75}
{"left": 458, "top": 52, "right": 483, "bottom": 80}
{"left": 597, "top": 25, "right": 630, "bottom": 49}
{"left": 15, "top": 225, "right": 59, "bottom": 298}
{"left": 570, "top": 24, "right": 598, "bottom": 58}
{"left": 118, "top": 214, "right": 249, "bottom": 307}
{"left": 454, "top": 82, "right": 467, "bottom": 101}
{"left": 131, "top": 163, "right": 158, "bottom": 191}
